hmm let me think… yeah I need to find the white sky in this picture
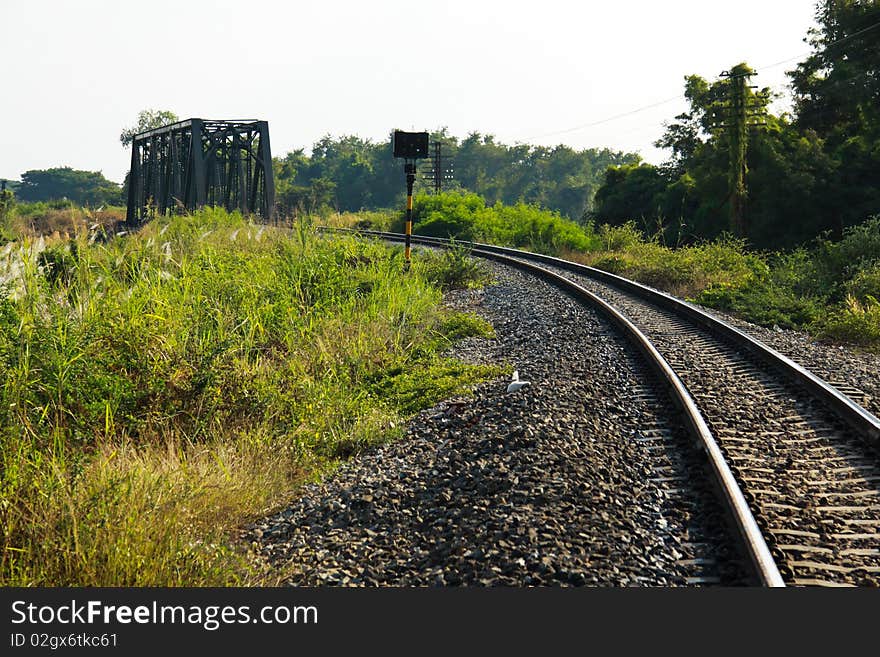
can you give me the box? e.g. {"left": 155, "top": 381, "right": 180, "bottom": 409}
{"left": 1, "top": 0, "right": 818, "bottom": 184}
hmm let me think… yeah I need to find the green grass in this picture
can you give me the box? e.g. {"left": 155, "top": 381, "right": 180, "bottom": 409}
{"left": 416, "top": 239, "right": 494, "bottom": 291}
{"left": 0, "top": 208, "right": 501, "bottom": 585}
{"left": 554, "top": 219, "right": 880, "bottom": 349}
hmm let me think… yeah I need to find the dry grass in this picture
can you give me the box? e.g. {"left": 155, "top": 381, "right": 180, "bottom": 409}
{"left": 320, "top": 210, "right": 395, "bottom": 231}
{"left": 4, "top": 432, "right": 304, "bottom": 585}
{"left": 11, "top": 205, "right": 125, "bottom": 239}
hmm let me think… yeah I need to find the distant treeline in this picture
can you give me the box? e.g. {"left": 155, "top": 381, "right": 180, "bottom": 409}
{"left": 11, "top": 167, "right": 122, "bottom": 206}
{"left": 590, "top": 0, "right": 880, "bottom": 249}
{"left": 273, "top": 131, "right": 637, "bottom": 221}
{"left": 5, "top": 129, "right": 638, "bottom": 219}
{"left": 6, "top": 135, "right": 635, "bottom": 224}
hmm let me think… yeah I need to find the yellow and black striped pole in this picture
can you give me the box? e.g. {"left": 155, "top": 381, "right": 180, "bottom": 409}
{"left": 392, "top": 131, "right": 428, "bottom": 271}
{"left": 404, "top": 162, "right": 416, "bottom": 271}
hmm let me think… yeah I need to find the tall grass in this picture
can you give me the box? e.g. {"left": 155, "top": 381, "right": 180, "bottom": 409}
{"left": 0, "top": 208, "right": 501, "bottom": 585}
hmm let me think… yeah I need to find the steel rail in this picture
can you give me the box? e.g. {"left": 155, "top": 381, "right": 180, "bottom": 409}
{"left": 322, "top": 227, "right": 785, "bottom": 586}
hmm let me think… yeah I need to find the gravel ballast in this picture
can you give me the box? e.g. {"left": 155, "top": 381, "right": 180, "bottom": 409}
{"left": 698, "top": 307, "right": 880, "bottom": 418}
{"left": 531, "top": 258, "right": 880, "bottom": 585}
{"left": 244, "top": 260, "right": 745, "bottom": 586}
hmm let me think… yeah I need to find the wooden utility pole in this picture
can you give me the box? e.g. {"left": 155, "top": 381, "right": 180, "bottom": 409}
{"left": 720, "top": 67, "right": 754, "bottom": 238}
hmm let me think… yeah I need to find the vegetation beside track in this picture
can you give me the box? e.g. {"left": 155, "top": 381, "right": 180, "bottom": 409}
{"left": 0, "top": 198, "right": 125, "bottom": 244}
{"left": 0, "top": 208, "right": 500, "bottom": 585}
{"left": 332, "top": 191, "right": 880, "bottom": 350}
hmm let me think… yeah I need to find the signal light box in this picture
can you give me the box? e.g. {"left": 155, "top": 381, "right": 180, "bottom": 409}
{"left": 392, "top": 130, "right": 429, "bottom": 159}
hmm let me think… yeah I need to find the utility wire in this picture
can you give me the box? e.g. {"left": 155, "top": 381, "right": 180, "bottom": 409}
{"left": 517, "top": 17, "right": 880, "bottom": 144}
{"left": 755, "top": 17, "right": 880, "bottom": 73}
{"left": 520, "top": 95, "right": 684, "bottom": 142}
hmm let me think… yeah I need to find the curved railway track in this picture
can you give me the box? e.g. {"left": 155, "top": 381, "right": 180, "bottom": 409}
{"left": 327, "top": 228, "right": 880, "bottom": 587}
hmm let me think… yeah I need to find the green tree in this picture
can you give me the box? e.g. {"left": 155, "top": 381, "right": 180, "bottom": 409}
{"left": 595, "top": 64, "right": 841, "bottom": 248}
{"left": 789, "top": 0, "right": 880, "bottom": 236}
{"left": 273, "top": 149, "right": 311, "bottom": 215}
{"left": 119, "top": 109, "right": 179, "bottom": 147}
{"left": 269, "top": 131, "right": 636, "bottom": 221}
{"left": 119, "top": 109, "right": 180, "bottom": 201}
{"left": 592, "top": 162, "right": 667, "bottom": 227}
{"left": 744, "top": 117, "right": 834, "bottom": 247}
{"left": 790, "top": 0, "right": 880, "bottom": 141}
{"left": 312, "top": 135, "right": 377, "bottom": 211}
{"left": 278, "top": 178, "right": 337, "bottom": 216}
{"left": 17, "top": 168, "right": 122, "bottom": 205}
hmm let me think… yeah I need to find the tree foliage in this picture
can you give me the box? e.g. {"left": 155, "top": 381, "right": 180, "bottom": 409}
{"left": 272, "top": 130, "right": 637, "bottom": 220}
{"left": 790, "top": 0, "right": 880, "bottom": 141}
{"left": 16, "top": 167, "right": 122, "bottom": 205}
{"left": 119, "top": 109, "right": 180, "bottom": 147}
{"left": 592, "top": 0, "right": 880, "bottom": 250}
{"left": 789, "top": 0, "right": 880, "bottom": 234}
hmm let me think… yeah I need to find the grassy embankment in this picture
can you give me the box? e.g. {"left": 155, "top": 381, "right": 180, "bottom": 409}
{"left": 331, "top": 191, "right": 880, "bottom": 350}
{"left": 0, "top": 208, "right": 501, "bottom": 585}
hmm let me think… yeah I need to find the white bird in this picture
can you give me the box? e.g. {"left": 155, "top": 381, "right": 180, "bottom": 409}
{"left": 506, "top": 370, "right": 531, "bottom": 393}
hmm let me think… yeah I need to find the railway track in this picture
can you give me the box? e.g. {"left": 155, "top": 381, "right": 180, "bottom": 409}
{"left": 329, "top": 228, "right": 880, "bottom": 587}
{"left": 252, "top": 254, "right": 757, "bottom": 585}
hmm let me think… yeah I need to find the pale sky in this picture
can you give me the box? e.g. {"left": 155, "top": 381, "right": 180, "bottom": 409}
{"left": 1, "top": 0, "right": 819, "bottom": 184}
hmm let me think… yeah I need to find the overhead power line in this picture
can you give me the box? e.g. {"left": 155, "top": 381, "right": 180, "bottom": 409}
{"left": 520, "top": 95, "right": 684, "bottom": 142}
{"left": 516, "top": 17, "right": 880, "bottom": 145}
{"left": 755, "top": 17, "right": 880, "bottom": 73}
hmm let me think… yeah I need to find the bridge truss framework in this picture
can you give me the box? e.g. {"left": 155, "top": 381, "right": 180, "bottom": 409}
{"left": 126, "top": 118, "right": 275, "bottom": 224}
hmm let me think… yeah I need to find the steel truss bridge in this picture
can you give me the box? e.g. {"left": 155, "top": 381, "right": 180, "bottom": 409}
{"left": 126, "top": 118, "right": 275, "bottom": 224}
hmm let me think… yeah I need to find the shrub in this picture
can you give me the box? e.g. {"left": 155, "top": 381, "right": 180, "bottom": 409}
{"left": 596, "top": 222, "right": 644, "bottom": 251}
{"left": 696, "top": 281, "right": 821, "bottom": 328}
{"left": 408, "top": 191, "right": 599, "bottom": 254}
{"left": 417, "top": 239, "right": 491, "bottom": 290}
{"left": 845, "top": 261, "right": 880, "bottom": 303}
{"left": 412, "top": 191, "right": 486, "bottom": 240}
{"left": 809, "top": 216, "right": 880, "bottom": 296}
{"left": 836, "top": 216, "right": 880, "bottom": 270}
{"left": 812, "top": 295, "right": 880, "bottom": 347}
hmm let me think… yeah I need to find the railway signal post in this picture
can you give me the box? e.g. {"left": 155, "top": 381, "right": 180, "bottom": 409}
{"left": 392, "top": 130, "right": 429, "bottom": 271}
